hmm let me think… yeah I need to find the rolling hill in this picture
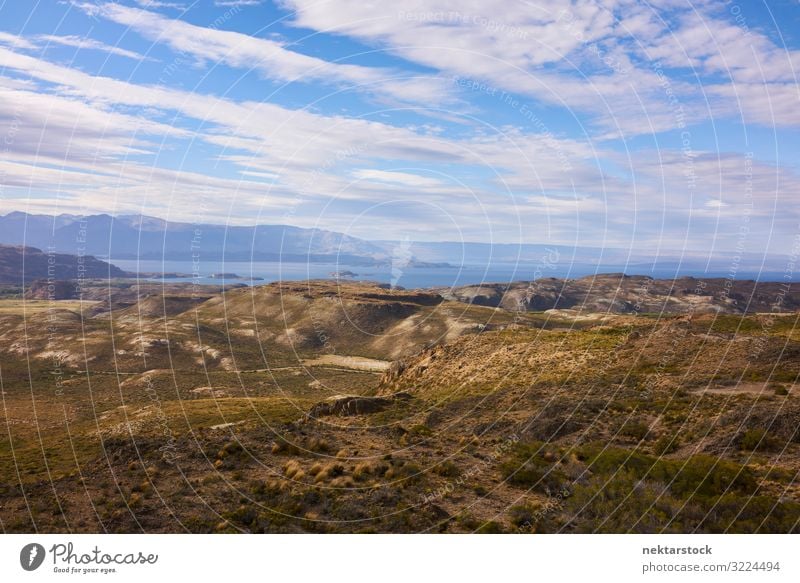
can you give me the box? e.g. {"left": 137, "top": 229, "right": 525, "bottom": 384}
{"left": 0, "top": 278, "right": 798, "bottom": 533}
{"left": 440, "top": 273, "right": 800, "bottom": 314}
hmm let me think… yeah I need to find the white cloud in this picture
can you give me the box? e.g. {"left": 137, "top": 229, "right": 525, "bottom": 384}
{"left": 0, "top": 31, "right": 37, "bottom": 50}
{"left": 279, "top": 0, "right": 800, "bottom": 131}
{"left": 352, "top": 169, "right": 448, "bottom": 188}
{"left": 633, "top": 7, "right": 800, "bottom": 128}
{"left": 81, "top": 2, "right": 455, "bottom": 107}
{"left": 0, "top": 43, "right": 615, "bottom": 241}
{"left": 0, "top": 12, "right": 798, "bottom": 251}
{"left": 277, "top": 0, "right": 693, "bottom": 135}
{"left": 37, "top": 34, "right": 154, "bottom": 61}
{"left": 134, "top": 0, "right": 185, "bottom": 9}
{"left": 214, "top": 1, "right": 263, "bottom": 6}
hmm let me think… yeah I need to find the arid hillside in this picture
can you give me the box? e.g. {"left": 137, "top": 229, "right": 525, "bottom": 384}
{"left": 439, "top": 273, "right": 800, "bottom": 314}
{"left": 0, "top": 278, "right": 798, "bottom": 533}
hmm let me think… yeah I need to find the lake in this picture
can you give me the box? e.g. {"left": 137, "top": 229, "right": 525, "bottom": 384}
{"left": 110, "top": 259, "right": 790, "bottom": 289}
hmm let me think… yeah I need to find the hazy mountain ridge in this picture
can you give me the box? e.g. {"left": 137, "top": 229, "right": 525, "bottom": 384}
{"left": 0, "top": 244, "right": 128, "bottom": 284}
{"left": 1, "top": 213, "right": 789, "bottom": 278}
{"left": 0, "top": 212, "right": 387, "bottom": 262}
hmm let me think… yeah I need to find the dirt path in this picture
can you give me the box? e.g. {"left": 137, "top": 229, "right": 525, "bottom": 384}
{"left": 302, "top": 354, "right": 391, "bottom": 372}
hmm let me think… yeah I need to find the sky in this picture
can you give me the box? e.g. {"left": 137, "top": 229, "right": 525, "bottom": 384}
{"left": 0, "top": 0, "right": 799, "bottom": 258}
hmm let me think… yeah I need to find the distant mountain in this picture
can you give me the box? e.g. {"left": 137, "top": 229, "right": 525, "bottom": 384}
{"left": 0, "top": 244, "right": 128, "bottom": 284}
{"left": 0, "top": 212, "right": 387, "bottom": 263}
{"left": 2, "top": 213, "right": 788, "bottom": 279}
{"left": 374, "top": 240, "right": 791, "bottom": 280}
{"left": 439, "top": 273, "right": 800, "bottom": 314}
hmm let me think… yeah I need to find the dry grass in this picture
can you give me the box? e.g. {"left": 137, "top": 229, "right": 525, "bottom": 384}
{"left": 0, "top": 298, "right": 97, "bottom": 314}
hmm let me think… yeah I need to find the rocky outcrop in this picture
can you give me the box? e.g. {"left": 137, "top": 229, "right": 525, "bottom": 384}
{"left": 437, "top": 274, "right": 800, "bottom": 314}
{"left": 24, "top": 279, "right": 79, "bottom": 299}
{"left": 309, "top": 392, "right": 411, "bottom": 418}
{"left": 380, "top": 360, "right": 407, "bottom": 385}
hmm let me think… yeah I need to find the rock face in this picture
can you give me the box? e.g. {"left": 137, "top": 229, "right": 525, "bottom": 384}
{"left": 309, "top": 395, "right": 393, "bottom": 417}
{"left": 309, "top": 393, "right": 410, "bottom": 417}
{"left": 380, "top": 360, "right": 407, "bottom": 385}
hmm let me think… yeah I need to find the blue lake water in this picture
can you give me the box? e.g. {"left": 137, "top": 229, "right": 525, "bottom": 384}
{"left": 110, "top": 259, "right": 789, "bottom": 289}
{"left": 112, "top": 259, "right": 537, "bottom": 289}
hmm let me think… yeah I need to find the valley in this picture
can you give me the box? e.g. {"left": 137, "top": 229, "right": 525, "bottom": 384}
{"left": 0, "top": 276, "right": 798, "bottom": 533}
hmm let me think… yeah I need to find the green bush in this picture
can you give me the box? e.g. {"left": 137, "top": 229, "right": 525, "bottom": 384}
{"left": 621, "top": 420, "right": 651, "bottom": 442}
{"left": 738, "top": 428, "right": 778, "bottom": 452}
{"left": 500, "top": 442, "right": 567, "bottom": 494}
{"left": 434, "top": 460, "right": 461, "bottom": 478}
{"left": 580, "top": 445, "right": 757, "bottom": 499}
{"left": 476, "top": 520, "right": 504, "bottom": 534}
{"left": 508, "top": 504, "right": 540, "bottom": 528}
{"left": 653, "top": 435, "right": 679, "bottom": 456}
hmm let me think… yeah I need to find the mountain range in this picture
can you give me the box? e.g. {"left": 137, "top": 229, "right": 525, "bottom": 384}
{"left": 0, "top": 244, "right": 128, "bottom": 284}
{"left": 0, "top": 212, "right": 386, "bottom": 263}
{"left": 0, "top": 212, "right": 791, "bottom": 280}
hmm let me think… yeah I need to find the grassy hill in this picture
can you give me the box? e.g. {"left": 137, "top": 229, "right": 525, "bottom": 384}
{"left": 0, "top": 279, "right": 798, "bottom": 533}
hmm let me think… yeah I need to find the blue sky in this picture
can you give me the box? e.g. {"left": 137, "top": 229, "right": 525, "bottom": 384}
{"left": 0, "top": 0, "right": 799, "bottom": 257}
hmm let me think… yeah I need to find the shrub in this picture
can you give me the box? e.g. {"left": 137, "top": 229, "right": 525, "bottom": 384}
{"left": 228, "top": 504, "right": 257, "bottom": 528}
{"left": 559, "top": 471, "right": 690, "bottom": 533}
{"left": 272, "top": 437, "right": 300, "bottom": 455}
{"left": 581, "top": 445, "right": 757, "bottom": 499}
{"left": 669, "top": 456, "right": 757, "bottom": 498}
{"left": 621, "top": 420, "right": 651, "bottom": 442}
{"left": 456, "top": 513, "right": 480, "bottom": 530}
{"left": 434, "top": 460, "right": 461, "bottom": 478}
{"left": 653, "top": 435, "right": 679, "bottom": 456}
{"left": 306, "top": 437, "right": 330, "bottom": 453}
{"left": 353, "top": 461, "right": 381, "bottom": 480}
{"left": 284, "top": 460, "right": 302, "bottom": 479}
{"left": 329, "top": 476, "right": 354, "bottom": 488}
{"left": 409, "top": 424, "right": 433, "bottom": 436}
{"left": 222, "top": 441, "right": 243, "bottom": 455}
{"left": 131, "top": 480, "right": 151, "bottom": 494}
{"left": 738, "top": 428, "right": 777, "bottom": 452}
{"left": 385, "top": 461, "right": 422, "bottom": 484}
{"left": 500, "top": 442, "right": 567, "bottom": 494}
{"left": 700, "top": 494, "right": 800, "bottom": 533}
{"left": 508, "top": 504, "right": 539, "bottom": 528}
{"left": 476, "top": 520, "right": 504, "bottom": 534}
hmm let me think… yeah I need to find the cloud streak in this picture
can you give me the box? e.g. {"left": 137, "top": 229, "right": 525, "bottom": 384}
{"left": 81, "top": 2, "right": 456, "bottom": 106}
{"left": 0, "top": 1, "right": 797, "bottom": 254}
{"left": 37, "top": 34, "right": 154, "bottom": 61}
